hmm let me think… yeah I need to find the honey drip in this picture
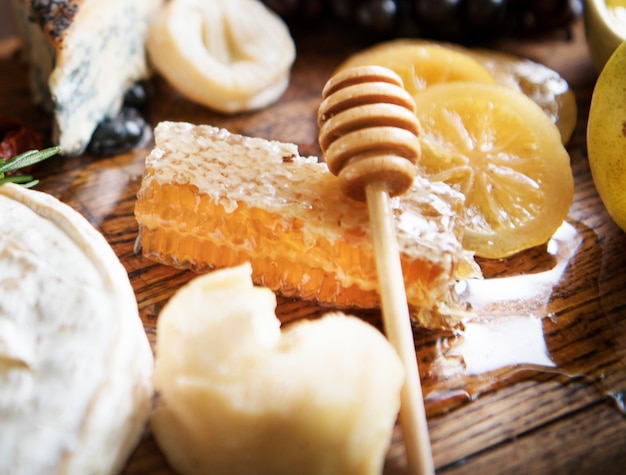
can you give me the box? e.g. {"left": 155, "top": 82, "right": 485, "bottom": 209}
{"left": 415, "top": 221, "right": 626, "bottom": 416}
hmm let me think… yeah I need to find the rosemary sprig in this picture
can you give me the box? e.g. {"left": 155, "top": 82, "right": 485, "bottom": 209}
{"left": 0, "top": 146, "right": 61, "bottom": 188}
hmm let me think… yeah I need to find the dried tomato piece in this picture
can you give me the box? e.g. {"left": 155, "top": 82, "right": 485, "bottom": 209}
{"left": 0, "top": 117, "right": 47, "bottom": 174}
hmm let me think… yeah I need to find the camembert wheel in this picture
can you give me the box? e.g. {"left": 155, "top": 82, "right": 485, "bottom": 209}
{"left": 0, "top": 184, "right": 153, "bottom": 475}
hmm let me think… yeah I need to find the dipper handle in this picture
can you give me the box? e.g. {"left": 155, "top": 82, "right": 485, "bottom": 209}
{"left": 318, "top": 65, "right": 434, "bottom": 475}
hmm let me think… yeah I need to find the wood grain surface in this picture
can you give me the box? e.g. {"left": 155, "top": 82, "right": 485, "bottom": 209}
{"left": 1, "top": 15, "right": 625, "bottom": 475}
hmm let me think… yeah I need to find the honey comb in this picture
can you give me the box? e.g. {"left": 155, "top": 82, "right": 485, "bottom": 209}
{"left": 134, "top": 122, "right": 479, "bottom": 329}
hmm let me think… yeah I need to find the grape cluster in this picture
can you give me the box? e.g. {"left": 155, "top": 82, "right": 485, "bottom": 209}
{"left": 263, "top": 0, "right": 582, "bottom": 43}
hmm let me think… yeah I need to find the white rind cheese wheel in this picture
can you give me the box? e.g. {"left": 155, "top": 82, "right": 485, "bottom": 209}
{"left": 0, "top": 183, "right": 153, "bottom": 475}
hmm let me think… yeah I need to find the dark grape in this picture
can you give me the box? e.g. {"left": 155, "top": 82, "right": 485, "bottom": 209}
{"left": 264, "top": 0, "right": 327, "bottom": 19}
{"left": 260, "top": 0, "right": 583, "bottom": 44}
{"left": 524, "top": 0, "right": 579, "bottom": 34}
{"left": 413, "top": 0, "right": 462, "bottom": 26}
{"left": 122, "top": 81, "right": 152, "bottom": 109}
{"left": 263, "top": 0, "right": 302, "bottom": 16}
{"left": 87, "top": 106, "right": 149, "bottom": 157}
{"left": 410, "top": 0, "right": 462, "bottom": 41}
{"left": 465, "top": 0, "right": 508, "bottom": 30}
{"left": 330, "top": 0, "right": 352, "bottom": 20}
{"left": 355, "top": 0, "right": 397, "bottom": 32}
{"left": 86, "top": 81, "right": 154, "bottom": 156}
{"left": 393, "top": 0, "right": 427, "bottom": 37}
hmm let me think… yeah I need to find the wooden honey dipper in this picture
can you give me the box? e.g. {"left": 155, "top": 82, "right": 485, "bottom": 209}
{"left": 318, "top": 65, "right": 434, "bottom": 475}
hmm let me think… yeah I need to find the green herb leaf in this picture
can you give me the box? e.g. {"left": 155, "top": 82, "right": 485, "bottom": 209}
{"left": 0, "top": 146, "right": 61, "bottom": 174}
{"left": 0, "top": 174, "right": 35, "bottom": 185}
{"left": 0, "top": 146, "right": 61, "bottom": 188}
{"left": 18, "top": 179, "right": 39, "bottom": 188}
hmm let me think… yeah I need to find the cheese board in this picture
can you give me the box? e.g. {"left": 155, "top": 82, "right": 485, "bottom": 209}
{"left": 1, "top": 12, "right": 625, "bottom": 475}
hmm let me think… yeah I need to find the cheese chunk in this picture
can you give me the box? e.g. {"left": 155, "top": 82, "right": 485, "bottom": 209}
{"left": 146, "top": 0, "right": 295, "bottom": 113}
{"left": 9, "top": 0, "right": 163, "bottom": 155}
{"left": 0, "top": 184, "right": 153, "bottom": 475}
{"left": 151, "top": 263, "right": 404, "bottom": 475}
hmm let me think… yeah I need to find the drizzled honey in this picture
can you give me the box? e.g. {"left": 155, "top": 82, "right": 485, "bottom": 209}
{"left": 413, "top": 222, "right": 626, "bottom": 416}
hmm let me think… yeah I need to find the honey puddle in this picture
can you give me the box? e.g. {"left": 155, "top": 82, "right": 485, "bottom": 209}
{"left": 418, "top": 222, "right": 626, "bottom": 415}
{"left": 449, "top": 222, "right": 581, "bottom": 373}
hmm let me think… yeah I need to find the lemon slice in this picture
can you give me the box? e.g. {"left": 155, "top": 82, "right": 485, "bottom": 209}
{"left": 412, "top": 82, "right": 574, "bottom": 259}
{"left": 459, "top": 48, "right": 578, "bottom": 144}
{"left": 336, "top": 40, "right": 497, "bottom": 98}
{"left": 337, "top": 39, "right": 577, "bottom": 144}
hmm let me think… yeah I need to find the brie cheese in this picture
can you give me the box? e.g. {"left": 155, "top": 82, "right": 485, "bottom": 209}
{"left": 0, "top": 183, "right": 153, "bottom": 475}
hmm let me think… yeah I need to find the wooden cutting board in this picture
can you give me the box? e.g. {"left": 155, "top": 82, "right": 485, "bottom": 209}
{"left": 1, "top": 16, "right": 625, "bottom": 475}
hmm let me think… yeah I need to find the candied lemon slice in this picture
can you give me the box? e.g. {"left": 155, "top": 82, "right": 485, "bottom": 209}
{"left": 461, "top": 48, "right": 578, "bottom": 144}
{"left": 336, "top": 41, "right": 497, "bottom": 97}
{"left": 412, "top": 82, "right": 574, "bottom": 259}
{"left": 337, "top": 39, "right": 577, "bottom": 144}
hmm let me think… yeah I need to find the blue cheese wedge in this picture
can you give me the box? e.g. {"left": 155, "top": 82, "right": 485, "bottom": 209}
{"left": 0, "top": 183, "right": 153, "bottom": 474}
{"left": 9, "top": 0, "right": 162, "bottom": 155}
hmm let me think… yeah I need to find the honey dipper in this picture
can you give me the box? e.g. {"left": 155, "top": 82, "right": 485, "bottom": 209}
{"left": 318, "top": 65, "right": 434, "bottom": 475}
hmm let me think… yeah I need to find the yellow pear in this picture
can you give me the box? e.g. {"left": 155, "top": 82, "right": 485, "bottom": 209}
{"left": 587, "top": 40, "right": 626, "bottom": 232}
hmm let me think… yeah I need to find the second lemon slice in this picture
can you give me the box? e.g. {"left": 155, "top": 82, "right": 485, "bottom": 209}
{"left": 337, "top": 39, "right": 577, "bottom": 144}
{"left": 336, "top": 41, "right": 497, "bottom": 97}
{"left": 412, "top": 82, "right": 574, "bottom": 259}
